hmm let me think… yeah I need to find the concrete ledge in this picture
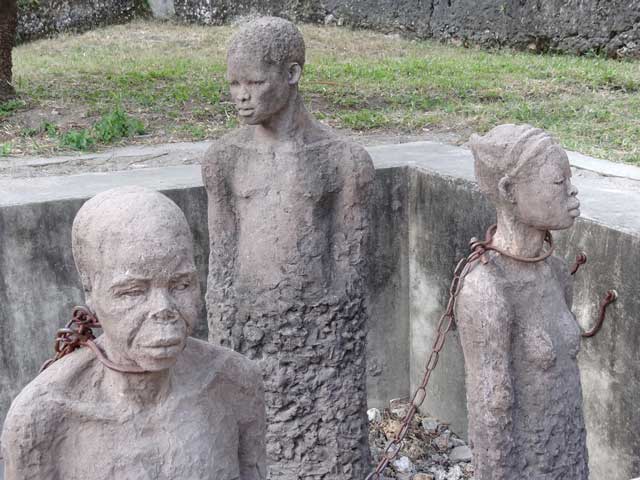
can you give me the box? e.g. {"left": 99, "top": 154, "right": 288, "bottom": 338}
{"left": 1, "top": 141, "right": 638, "bottom": 479}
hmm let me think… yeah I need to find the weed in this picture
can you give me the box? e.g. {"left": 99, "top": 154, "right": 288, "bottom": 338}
{"left": 92, "top": 108, "right": 145, "bottom": 143}
{"left": 0, "top": 100, "right": 25, "bottom": 117}
{"left": 0, "top": 143, "right": 12, "bottom": 156}
{"left": 60, "top": 129, "right": 94, "bottom": 150}
{"left": 41, "top": 121, "right": 58, "bottom": 137}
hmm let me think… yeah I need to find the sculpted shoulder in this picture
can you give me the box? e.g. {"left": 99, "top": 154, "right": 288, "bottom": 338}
{"left": 1, "top": 348, "right": 96, "bottom": 458}
{"left": 458, "top": 255, "right": 509, "bottom": 308}
{"left": 179, "top": 338, "right": 262, "bottom": 396}
{"left": 202, "top": 127, "right": 254, "bottom": 178}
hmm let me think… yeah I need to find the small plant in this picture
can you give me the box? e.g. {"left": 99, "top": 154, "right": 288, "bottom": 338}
{"left": 0, "top": 143, "right": 12, "bottom": 156}
{"left": 20, "top": 127, "right": 38, "bottom": 137}
{"left": 41, "top": 121, "right": 59, "bottom": 137}
{"left": 0, "top": 100, "right": 25, "bottom": 117}
{"left": 60, "top": 129, "right": 94, "bottom": 151}
{"left": 92, "top": 107, "right": 145, "bottom": 143}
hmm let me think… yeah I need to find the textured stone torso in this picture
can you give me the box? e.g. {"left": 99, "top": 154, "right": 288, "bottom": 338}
{"left": 457, "top": 255, "right": 588, "bottom": 480}
{"left": 203, "top": 127, "right": 374, "bottom": 479}
{"left": 231, "top": 140, "right": 342, "bottom": 298}
{"left": 1, "top": 338, "right": 263, "bottom": 480}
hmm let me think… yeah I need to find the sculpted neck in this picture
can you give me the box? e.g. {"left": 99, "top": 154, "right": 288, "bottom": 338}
{"left": 255, "top": 92, "right": 313, "bottom": 145}
{"left": 99, "top": 336, "right": 173, "bottom": 405}
{"left": 492, "top": 209, "right": 548, "bottom": 259}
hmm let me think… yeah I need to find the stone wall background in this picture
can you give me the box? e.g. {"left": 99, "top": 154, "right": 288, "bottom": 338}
{"left": 14, "top": 0, "right": 640, "bottom": 57}
{"left": 16, "top": 0, "right": 145, "bottom": 43}
{"left": 171, "top": 0, "right": 640, "bottom": 58}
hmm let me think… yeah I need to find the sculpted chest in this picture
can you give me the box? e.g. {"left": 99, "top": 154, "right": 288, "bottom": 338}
{"left": 231, "top": 147, "right": 340, "bottom": 202}
{"left": 54, "top": 396, "right": 240, "bottom": 480}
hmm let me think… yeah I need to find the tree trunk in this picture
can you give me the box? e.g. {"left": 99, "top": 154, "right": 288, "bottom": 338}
{"left": 0, "top": 0, "right": 18, "bottom": 102}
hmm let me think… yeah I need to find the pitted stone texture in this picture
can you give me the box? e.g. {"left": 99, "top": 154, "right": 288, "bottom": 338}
{"left": 456, "top": 125, "right": 587, "bottom": 479}
{"left": 202, "top": 17, "right": 374, "bottom": 479}
{"left": 1, "top": 187, "right": 266, "bottom": 480}
{"left": 17, "top": 0, "right": 138, "bottom": 43}
{"left": 204, "top": 132, "right": 374, "bottom": 479}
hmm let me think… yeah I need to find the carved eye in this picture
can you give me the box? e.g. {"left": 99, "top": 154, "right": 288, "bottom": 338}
{"left": 120, "top": 288, "right": 145, "bottom": 297}
{"left": 174, "top": 282, "right": 190, "bottom": 292}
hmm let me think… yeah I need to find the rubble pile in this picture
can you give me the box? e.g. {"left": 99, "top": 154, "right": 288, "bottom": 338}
{"left": 368, "top": 400, "right": 475, "bottom": 480}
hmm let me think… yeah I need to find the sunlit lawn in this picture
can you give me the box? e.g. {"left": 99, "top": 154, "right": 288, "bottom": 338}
{"left": 1, "top": 19, "right": 638, "bottom": 163}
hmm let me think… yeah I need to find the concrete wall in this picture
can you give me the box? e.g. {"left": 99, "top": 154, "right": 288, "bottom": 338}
{"left": 0, "top": 142, "right": 638, "bottom": 478}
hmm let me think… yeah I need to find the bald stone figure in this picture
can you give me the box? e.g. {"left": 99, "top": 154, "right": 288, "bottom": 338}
{"left": 1, "top": 186, "right": 266, "bottom": 480}
{"left": 456, "top": 125, "right": 588, "bottom": 479}
{"left": 201, "top": 17, "right": 374, "bottom": 479}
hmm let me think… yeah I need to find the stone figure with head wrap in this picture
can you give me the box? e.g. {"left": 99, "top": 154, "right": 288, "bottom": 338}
{"left": 456, "top": 124, "right": 588, "bottom": 479}
{"left": 1, "top": 186, "right": 266, "bottom": 480}
{"left": 201, "top": 16, "right": 374, "bottom": 479}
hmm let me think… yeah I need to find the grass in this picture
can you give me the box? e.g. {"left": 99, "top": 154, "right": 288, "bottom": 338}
{"left": 1, "top": 20, "right": 639, "bottom": 163}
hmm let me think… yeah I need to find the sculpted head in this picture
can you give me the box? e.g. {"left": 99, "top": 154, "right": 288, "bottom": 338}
{"left": 226, "top": 16, "right": 305, "bottom": 125}
{"left": 72, "top": 186, "right": 201, "bottom": 372}
{"left": 470, "top": 124, "right": 580, "bottom": 231}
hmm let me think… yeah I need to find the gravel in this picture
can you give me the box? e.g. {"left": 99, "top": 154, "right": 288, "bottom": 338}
{"left": 368, "top": 400, "right": 474, "bottom": 479}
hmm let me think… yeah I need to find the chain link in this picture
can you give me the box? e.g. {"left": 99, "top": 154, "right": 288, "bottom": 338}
{"left": 40, "top": 306, "right": 147, "bottom": 374}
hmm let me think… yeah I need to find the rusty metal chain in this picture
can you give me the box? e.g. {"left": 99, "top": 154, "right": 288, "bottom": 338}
{"left": 581, "top": 289, "right": 618, "bottom": 338}
{"left": 40, "top": 306, "right": 147, "bottom": 374}
{"left": 567, "top": 252, "right": 618, "bottom": 338}
{"left": 570, "top": 252, "right": 588, "bottom": 275}
{"left": 366, "top": 224, "right": 555, "bottom": 479}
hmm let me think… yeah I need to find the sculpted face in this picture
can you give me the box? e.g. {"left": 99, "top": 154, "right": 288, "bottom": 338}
{"left": 510, "top": 145, "right": 580, "bottom": 230}
{"left": 226, "top": 55, "right": 296, "bottom": 125}
{"left": 88, "top": 230, "right": 201, "bottom": 372}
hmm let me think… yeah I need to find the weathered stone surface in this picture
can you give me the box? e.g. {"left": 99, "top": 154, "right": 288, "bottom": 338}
{"left": 202, "top": 17, "right": 374, "bottom": 479}
{"left": 456, "top": 125, "right": 587, "bottom": 479}
{"left": 17, "top": 0, "right": 141, "bottom": 43}
{"left": 0, "top": 186, "right": 266, "bottom": 479}
{"left": 173, "top": 0, "right": 640, "bottom": 57}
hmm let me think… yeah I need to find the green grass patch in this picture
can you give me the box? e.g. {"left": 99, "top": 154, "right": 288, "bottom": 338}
{"left": 4, "top": 20, "right": 639, "bottom": 163}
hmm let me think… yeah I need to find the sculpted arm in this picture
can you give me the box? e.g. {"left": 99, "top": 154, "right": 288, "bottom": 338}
{"left": 202, "top": 144, "right": 237, "bottom": 339}
{"left": 456, "top": 270, "right": 515, "bottom": 479}
{"left": 1, "top": 393, "right": 57, "bottom": 480}
{"left": 237, "top": 364, "right": 267, "bottom": 480}
{"left": 336, "top": 146, "right": 375, "bottom": 289}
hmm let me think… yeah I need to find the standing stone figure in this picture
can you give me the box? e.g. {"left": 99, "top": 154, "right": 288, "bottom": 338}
{"left": 1, "top": 186, "right": 266, "bottom": 480}
{"left": 456, "top": 124, "right": 588, "bottom": 479}
{"left": 202, "top": 17, "right": 374, "bottom": 479}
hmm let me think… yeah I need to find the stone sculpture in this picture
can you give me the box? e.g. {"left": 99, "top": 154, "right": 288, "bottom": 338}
{"left": 201, "top": 17, "right": 375, "bottom": 479}
{"left": 1, "top": 186, "right": 266, "bottom": 480}
{"left": 456, "top": 124, "right": 588, "bottom": 479}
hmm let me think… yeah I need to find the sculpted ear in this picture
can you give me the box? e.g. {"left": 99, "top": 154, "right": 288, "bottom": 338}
{"left": 498, "top": 176, "right": 516, "bottom": 204}
{"left": 287, "top": 63, "right": 302, "bottom": 86}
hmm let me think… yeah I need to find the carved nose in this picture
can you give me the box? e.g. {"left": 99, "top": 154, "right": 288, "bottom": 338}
{"left": 569, "top": 183, "right": 578, "bottom": 196}
{"left": 149, "top": 289, "right": 178, "bottom": 322}
{"left": 237, "top": 86, "right": 250, "bottom": 101}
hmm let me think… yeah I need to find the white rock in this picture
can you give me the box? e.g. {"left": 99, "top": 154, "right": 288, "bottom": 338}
{"left": 449, "top": 436, "right": 466, "bottom": 447}
{"left": 393, "top": 455, "right": 414, "bottom": 473}
{"left": 421, "top": 418, "right": 439, "bottom": 433}
{"left": 449, "top": 445, "right": 473, "bottom": 462}
{"left": 389, "top": 398, "right": 410, "bottom": 418}
{"left": 367, "top": 407, "right": 382, "bottom": 423}
{"left": 446, "top": 464, "right": 464, "bottom": 480}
